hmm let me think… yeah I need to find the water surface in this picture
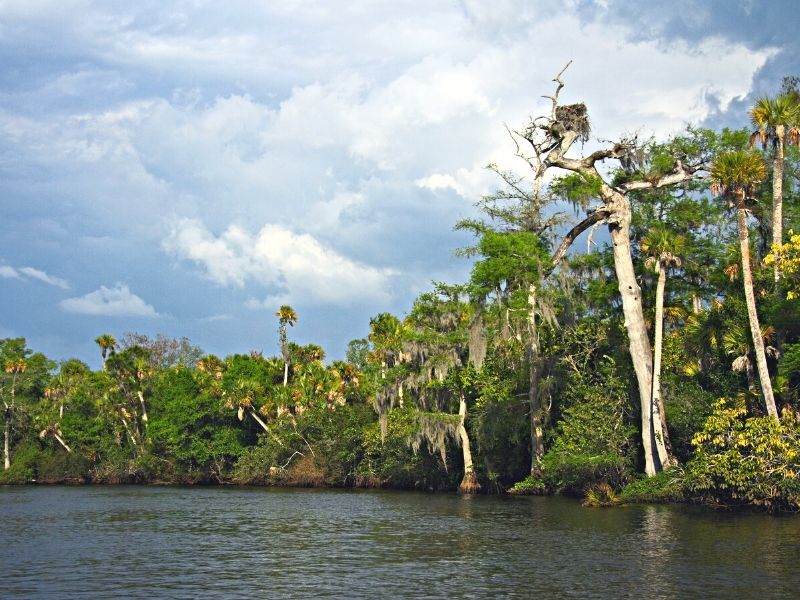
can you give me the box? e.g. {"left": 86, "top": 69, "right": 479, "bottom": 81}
{"left": 1, "top": 486, "right": 798, "bottom": 598}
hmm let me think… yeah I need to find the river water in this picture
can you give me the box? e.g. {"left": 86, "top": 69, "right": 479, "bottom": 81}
{"left": 1, "top": 486, "right": 799, "bottom": 598}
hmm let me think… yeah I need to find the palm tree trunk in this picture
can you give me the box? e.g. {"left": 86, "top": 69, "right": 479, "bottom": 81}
{"left": 249, "top": 408, "right": 285, "bottom": 447}
{"left": 651, "top": 264, "right": 675, "bottom": 468}
{"left": 772, "top": 130, "right": 785, "bottom": 287}
{"left": 54, "top": 433, "right": 72, "bottom": 453}
{"left": 527, "top": 283, "right": 544, "bottom": 475}
{"left": 457, "top": 394, "right": 480, "bottom": 494}
{"left": 738, "top": 208, "right": 779, "bottom": 418}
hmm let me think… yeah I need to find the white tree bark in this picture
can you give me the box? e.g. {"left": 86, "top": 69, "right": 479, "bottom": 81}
{"left": 651, "top": 264, "right": 674, "bottom": 469}
{"left": 53, "top": 432, "right": 72, "bottom": 453}
{"left": 457, "top": 394, "right": 480, "bottom": 493}
{"left": 738, "top": 209, "right": 778, "bottom": 418}
{"left": 249, "top": 408, "right": 285, "bottom": 447}
{"left": 527, "top": 284, "right": 545, "bottom": 474}
{"left": 3, "top": 415, "right": 9, "bottom": 471}
{"left": 137, "top": 391, "right": 148, "bottom": 424}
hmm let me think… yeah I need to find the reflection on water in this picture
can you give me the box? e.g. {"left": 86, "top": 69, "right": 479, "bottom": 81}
{"left": 1, "top": 486, "right": 799, "bottom": 598}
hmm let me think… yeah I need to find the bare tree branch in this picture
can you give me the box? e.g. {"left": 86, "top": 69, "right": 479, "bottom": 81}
{"left": 619, "top": 161, "right": 708, "bottom": 192}
{"left": 546, "top": 209, "right": 609, "bottom": 275}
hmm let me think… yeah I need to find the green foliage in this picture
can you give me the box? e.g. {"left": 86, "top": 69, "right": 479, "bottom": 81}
{"left": 619, "top": 469, "right": 686, "bottom": 504}
{"left": 582, "top": 481, "right": 620, "bottom": 507}
{"left": 507, "top": 475, "right": 547, "bottom": 495}
{"left": 148, "top": 367, "right": 246, "bottom": 482}
{"left": 358, "top": 407, "right": 455, "bottom": 490}
{"left": 685, "top": 399, "right": 800, "bottom": 510}
{"left": 550, "top": 172, "right": 603, "bottom": 209}
{"left": 540, "top": 357, "right": 637, "bottom": 494}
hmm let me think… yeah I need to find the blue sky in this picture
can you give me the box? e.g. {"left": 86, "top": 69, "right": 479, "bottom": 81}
{"left": 0, "top": 0, "right": 796, "bottom": 368}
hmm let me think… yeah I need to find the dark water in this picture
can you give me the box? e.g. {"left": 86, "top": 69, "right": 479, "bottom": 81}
{"left": 1, "top": 486, "right": 799, "bottom": 599}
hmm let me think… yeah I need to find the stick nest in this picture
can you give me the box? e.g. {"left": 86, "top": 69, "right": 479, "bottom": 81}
{"left": 550, "top": 103, "right": 591, "bottom": 143}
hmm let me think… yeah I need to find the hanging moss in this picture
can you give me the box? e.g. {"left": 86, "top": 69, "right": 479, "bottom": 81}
{"left": 409, "top": 411, "right": 461, "bottom": 469}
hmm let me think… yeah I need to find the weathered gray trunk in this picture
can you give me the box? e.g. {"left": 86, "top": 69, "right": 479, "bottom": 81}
{"left": 527, "top": 284, "right": 544, "bottom": 474}
{"left": 604, "top": 187, "right": 660, "bottom": 475}
{"left": 651, "top": 264, "right": 675, "bottom": 468}
{"left": 738, "top": 208, "right": 778, "bottom": 418}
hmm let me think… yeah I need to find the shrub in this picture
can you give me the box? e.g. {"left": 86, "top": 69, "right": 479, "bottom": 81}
{"left": 540, "top": 357, "right": 637, "bottom": 495}
{"left": 685, "top": 399, "right": 800, "bottom": 511}
{"left": 619, "top": 468, "right": 685, "bottom": 503}
{"left": 507, "top": 475, "right": 547, "bottom": 496}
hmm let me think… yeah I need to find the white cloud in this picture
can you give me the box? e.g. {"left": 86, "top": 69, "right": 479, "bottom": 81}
{"left": 60, "top": 284, "right": 159, "bottom": 317}
{"left": 0, "top": 265, "right": 68, "bottom": 288}
{"left": 0, "top": 0, "right": 791, "bottom": 365}
{"left": 163, "top": 218, "right": 394, "bottom": 306}
{"left": 0, "top": 266, "right": 22, "bottom": 279}
{"left": 18, "top": 267, "right": 69, "bottom": 289}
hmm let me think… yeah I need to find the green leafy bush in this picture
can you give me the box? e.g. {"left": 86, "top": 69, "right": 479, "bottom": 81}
{"left": 507, "top": 475, "right": 547, "bottom": 495}
{"left": 685, "top": 399, "right": 800, "bottom": 510}
{"left": 619, "top": 468, "right": 685, "bottom": 503}
{"left": 540, "top": 357, "right": 637, "bottom": 495}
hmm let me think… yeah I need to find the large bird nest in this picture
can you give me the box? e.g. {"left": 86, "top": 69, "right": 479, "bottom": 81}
{"left": 549, "top": 103, "right": 591, "bottom": 143}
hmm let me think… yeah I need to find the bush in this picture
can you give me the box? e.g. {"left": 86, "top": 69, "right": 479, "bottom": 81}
{"left": 507, "top": 474, "right": 547, "bottom": 495}
{"left": 619, "top": 468, "right": 686, "bottom": 504}
{"left": 540, "top": 357, "right": 637, "bottom": 495}
{"left": 685, "top": 399, "right": 800, "bottom": 511}
{"left": 542, "top": 452, "right": 630, "bottom": 495}
{"left": 357, "top": 407, "right": 455, "bottom": 490}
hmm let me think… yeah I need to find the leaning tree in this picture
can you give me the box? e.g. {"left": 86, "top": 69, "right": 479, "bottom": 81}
{"left": 519, "top": 64, "right": 709, "bottom": 474}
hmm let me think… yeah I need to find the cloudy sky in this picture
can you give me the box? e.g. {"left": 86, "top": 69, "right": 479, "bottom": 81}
{"left": 1, "top": 0, "right": 797, "bottom": 368}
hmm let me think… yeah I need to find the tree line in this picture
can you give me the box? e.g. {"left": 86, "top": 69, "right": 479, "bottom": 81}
{"left": 3, "top": 71, "right": 800, "bottom": 510}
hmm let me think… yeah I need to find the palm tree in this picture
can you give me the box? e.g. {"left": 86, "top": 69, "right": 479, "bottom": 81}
{"left": 3, "top": 358, "right": 27, "bottom": 470}
{"left": 749, "top": 94, "right": 800, "bottom": 286}
{"left": 710, "top": 150, "right": 778, "bottom": 418}
{"left": 275, "top": 306, "right": 298, "bottom": 386}
{"left": 224, "top": 379, "right": 283, "bottom": 446}
{"left": 94, "top": 334, "right": 117, "bottom": 363}
{"left": 42, "top": 375, "right": 73, "bottom": 453}
{"left": 640, "top": 225, "right": 684, "bottom": 468}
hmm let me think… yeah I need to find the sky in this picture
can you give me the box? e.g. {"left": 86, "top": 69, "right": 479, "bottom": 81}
{"left": 1, "top": 0, "right": 797, "bottom": 369}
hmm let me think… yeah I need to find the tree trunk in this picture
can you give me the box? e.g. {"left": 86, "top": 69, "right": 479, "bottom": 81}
{"left": 283, "top": 362, "right": 289, "bottom": 387}
{"left": 54, "top": 432, "right": 72, "bottom": 453}
{"left": 745, "top": 357, "right": 756, "bottom": 395}
{"left": 605, "top": 189, "right": 660, "bottom": 475}
{"left": 772, "top": 132, "right": 786, "bottom": 402}
{"left": 137, "top": 391, "right": 148, "bottom": 424}
{"left": 651, "top": 264, "right": 675, "bottom": 468}
{"left": 527, "top": 283, "right": 544, "bottom": 475}
{"left": 249, "top": 408, "right": 285, "bottom": 447}
{"left": 772, "top": 129, "right": 785, "bottom": 287}
{"left": 738, "top": 208, "right": 778, "bottom": 418}
{"left": 3, "top": 413, "right": 9, "bottom": 471}
{"left": 457, "top": 395, "right": 480, "bottom": 494}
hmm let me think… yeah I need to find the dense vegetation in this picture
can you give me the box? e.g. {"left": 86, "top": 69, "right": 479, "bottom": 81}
{"left": 3, "top": 75, "right": 800, "bottom": 511}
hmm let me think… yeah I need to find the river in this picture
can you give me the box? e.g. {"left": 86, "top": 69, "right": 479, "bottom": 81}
{"left": 1, "top": 486, "right": 798, "bottom": 598}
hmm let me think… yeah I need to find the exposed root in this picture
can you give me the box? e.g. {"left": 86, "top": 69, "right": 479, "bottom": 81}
{"left": 458, "top": 471, "right": 481, "bottom": 494}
